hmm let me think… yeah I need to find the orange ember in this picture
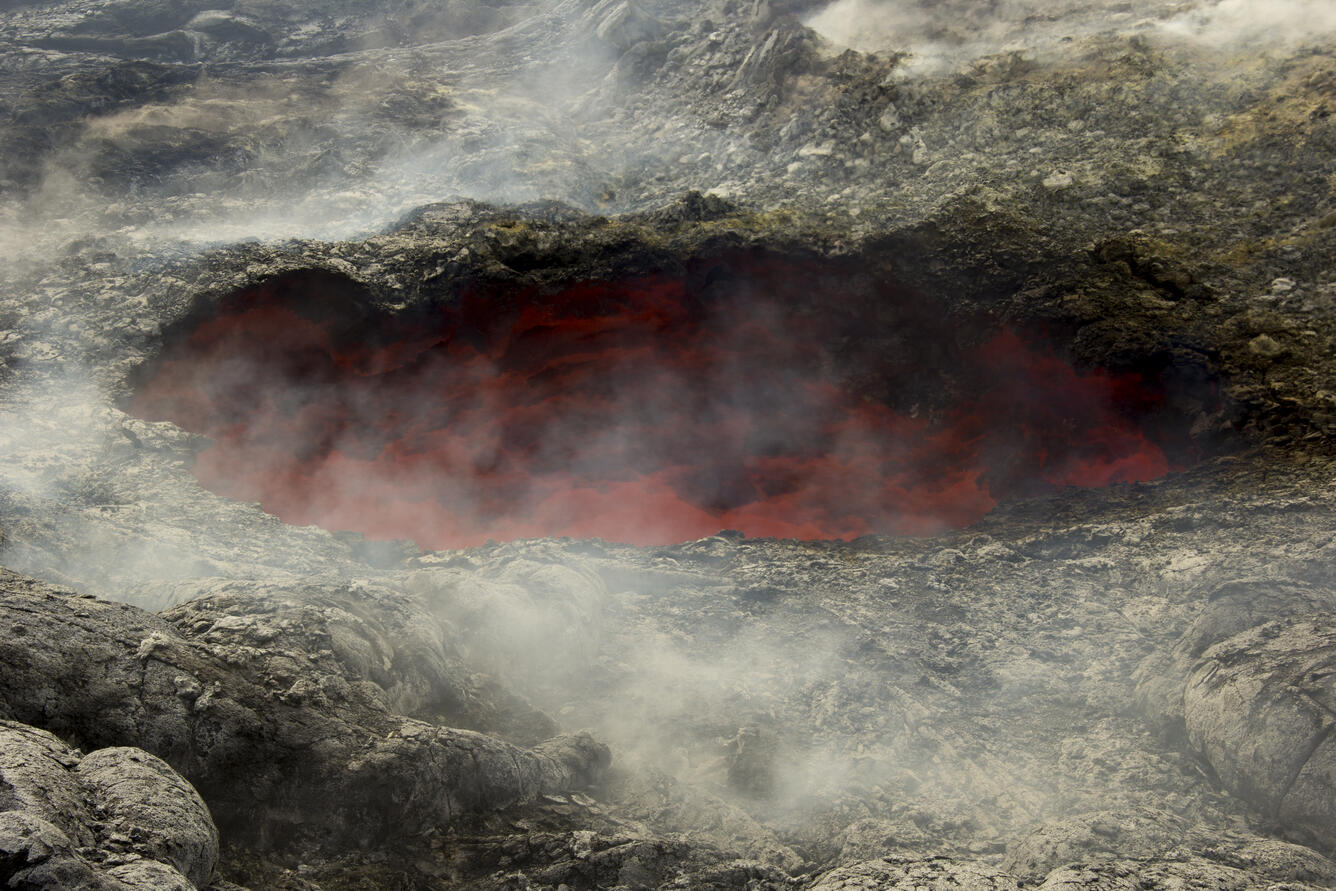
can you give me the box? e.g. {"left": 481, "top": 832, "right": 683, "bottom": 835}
{"left": 132, "top": 264, "right": 1181, "bottom": 547}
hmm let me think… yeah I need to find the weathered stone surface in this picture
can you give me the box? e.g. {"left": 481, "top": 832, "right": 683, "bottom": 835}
{"left": 1202, "top": 837, "right": 1336, "bottom": 887}
{"left": 103, "top": 861, "right": 196, "bottom": 891}
{"left": 0, "top": 721, "right": 96, "bottom": 847}
{"left": 1185, "top": 619, "right": 1336, "bottom": 850}
{"left": 1030, "top": 857, "right": 1296, "bottom": 890}
{"left": 808, "top": 856, "right": 1018, "bottom": 890}
{"left": 1136, "top": 577, "right": 1336, "bottom": 736}
{"left": 0, "top": 570, "right": 609, "bottom": 851}
{"left": 583, "top": 0, "right": 664, "bottom": 51}
{"left": 76, "top": 747, "right": 218, "bottom": 888}
{"left": 0, "top": 723, "right": 214, "bottom": 890}
{"left": 0, "top": 812, "right": 112, "bottom": 891}
{"left": 1002, "top": 808, "right": 1194, "bottom": 881}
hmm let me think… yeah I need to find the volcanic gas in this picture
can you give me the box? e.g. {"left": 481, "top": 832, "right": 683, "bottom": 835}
{"left": 130, "top": 256, "right": 1203, "bottom": 548}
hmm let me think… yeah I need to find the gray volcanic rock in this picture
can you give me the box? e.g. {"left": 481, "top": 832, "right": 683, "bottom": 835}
{"left": 1006, "top": 811, "right": 1336, "bottom": 885}
{"left": 1185, "top": 618, "right": 1336, "bottom": 852}
{"left": 0, "top": 813, "right": 121, "bottom": 891}
{"left": 1030, "top": 856, "right": 1325, "bottom": 891}
{"left": 808, "top": 856, "right": 1019, "bottom": 890}
{"left": 1135, "top": 577, "right": 1336, "bottom": 737}
{"left": 0, "top": 569, "right": 609, "bottom": 851}
{"left": 1001, "top": 808, "right": 1197, "bottom": 881}
{"left": 0, "top": 720, "right": 214, "bottom": 890}
{"left": 76, "top": 747, "right": 219, "bottom": 887}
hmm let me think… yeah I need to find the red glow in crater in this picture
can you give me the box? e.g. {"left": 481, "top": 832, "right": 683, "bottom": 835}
{"left": 132, "top": 263, "right": 1180, "bottom": 547}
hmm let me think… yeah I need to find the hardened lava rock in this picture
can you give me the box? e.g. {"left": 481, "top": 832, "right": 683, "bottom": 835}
{"left": 1185, "top": 617, "right": 1336, "bottom": 852}
{"left": 6, "top": 0, "right": 1336, "bottom": 886}
{"left": 0, "top": 720, "right": 216, "bottom": 890}
{"left": 0, "top": 569, "right": 610, "bottom": 852}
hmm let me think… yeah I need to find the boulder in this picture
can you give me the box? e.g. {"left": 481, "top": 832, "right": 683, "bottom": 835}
{"left": 1184, "top": 618, "right": 1336, "bottom": 850}
{"left": 0, "top": 569, "right": 609, "bottom": 850}
{"left": 0, "top": 721, "right": 212, "bottom": 890}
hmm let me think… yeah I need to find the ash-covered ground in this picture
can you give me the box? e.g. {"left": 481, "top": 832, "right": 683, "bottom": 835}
{"left": 3, "top": 1, "right": 1336, "bottom": 889}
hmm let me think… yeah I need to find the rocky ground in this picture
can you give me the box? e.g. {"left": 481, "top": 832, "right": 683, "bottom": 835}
{"left": 2, "top": 0, "right": 1336, "bottom": 888}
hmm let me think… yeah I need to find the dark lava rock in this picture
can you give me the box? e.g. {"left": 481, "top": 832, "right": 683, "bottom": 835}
{"left": 0, "top": 569, "right": 610, "bottom": 852}
{"left": 0, "top": 720, "right": 214, "bottom": 890}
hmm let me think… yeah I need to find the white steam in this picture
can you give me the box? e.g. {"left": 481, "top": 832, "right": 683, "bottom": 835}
{"left": 1160, "top": 0, "right": 1336, "bottom": 45}
{"left": 805, "top": 0, "right": 1336, "bottom": 73}
{"left": 0, "top": 0, "right": 644, "bottom": 256}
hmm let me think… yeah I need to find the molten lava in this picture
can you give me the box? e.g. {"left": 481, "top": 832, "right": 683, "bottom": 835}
{"left": 132, "top": 262, "right": 1184, "bottom": 547}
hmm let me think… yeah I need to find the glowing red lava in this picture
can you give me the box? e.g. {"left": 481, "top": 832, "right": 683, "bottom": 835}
{"left": 132, "top": 261, "right": 1184, "bottom": 547}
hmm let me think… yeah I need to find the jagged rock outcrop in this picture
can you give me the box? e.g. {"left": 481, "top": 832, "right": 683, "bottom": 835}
{"left": 808, "top": 856, "right": 1019, "bottom": 891}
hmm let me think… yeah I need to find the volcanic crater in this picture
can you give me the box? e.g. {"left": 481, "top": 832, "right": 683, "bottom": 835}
{"left": 130, "top": 252, "right": 1222, "bottom": 549}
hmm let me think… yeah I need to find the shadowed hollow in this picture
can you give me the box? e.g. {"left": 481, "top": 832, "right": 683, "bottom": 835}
{"left": 131, "top": 257, "right": 1197, "bottom": 547}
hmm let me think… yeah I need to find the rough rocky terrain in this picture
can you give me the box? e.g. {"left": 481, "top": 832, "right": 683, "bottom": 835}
{"left": 2, "top": 0, "right": 1336, "bottom": 888}
{"left": 0, "top": 719, "right": 218, "bottom": 890}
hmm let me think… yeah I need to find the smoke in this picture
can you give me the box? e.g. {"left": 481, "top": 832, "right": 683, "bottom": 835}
{"left": 405, "top": 553, "right": 912, "bottom": 834}
{"left": 803, "top": 0, "right": 1176, "bottom": 71}
{"left": 127, "top": 263, "right": 1183, "bottom": 549}
{"left": 804, "top": 0, "right": 1336, "bottom": 73}
{"left": 0, "top": 0, "right": 713, "bottom": 601}
{"left": 397, "top": 533, "right": 1151, "bottom": 849}
{"left": 0, "top": 373, "right": 118, "bottom": 503}
{"left": 0, "top": 0, "right": 650, "bottom": 257}
{"left": 1159, "top": 0, "right": 1336, "bottom": 46}
{"left": 0, "top": 0, "right": 677, "bottom": 574}
{"left": 0, "top": 0, "right": 1282, "bottom": 867}
{"left": 0, "top": 374, "right": 205, "bottom": 593}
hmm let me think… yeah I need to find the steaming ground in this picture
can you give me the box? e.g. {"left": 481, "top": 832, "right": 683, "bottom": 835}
{"left": 2, "top": 0, "right": 1336, "bottom": 888}
{"left": 126, "top": 268, "right": 1185, "bottom": 546}
{"left": 2, "top": 0, "right": 1331, "bottom": 255}
{"left": 805, "top": 0, "right": 1336, "bottom": 66}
